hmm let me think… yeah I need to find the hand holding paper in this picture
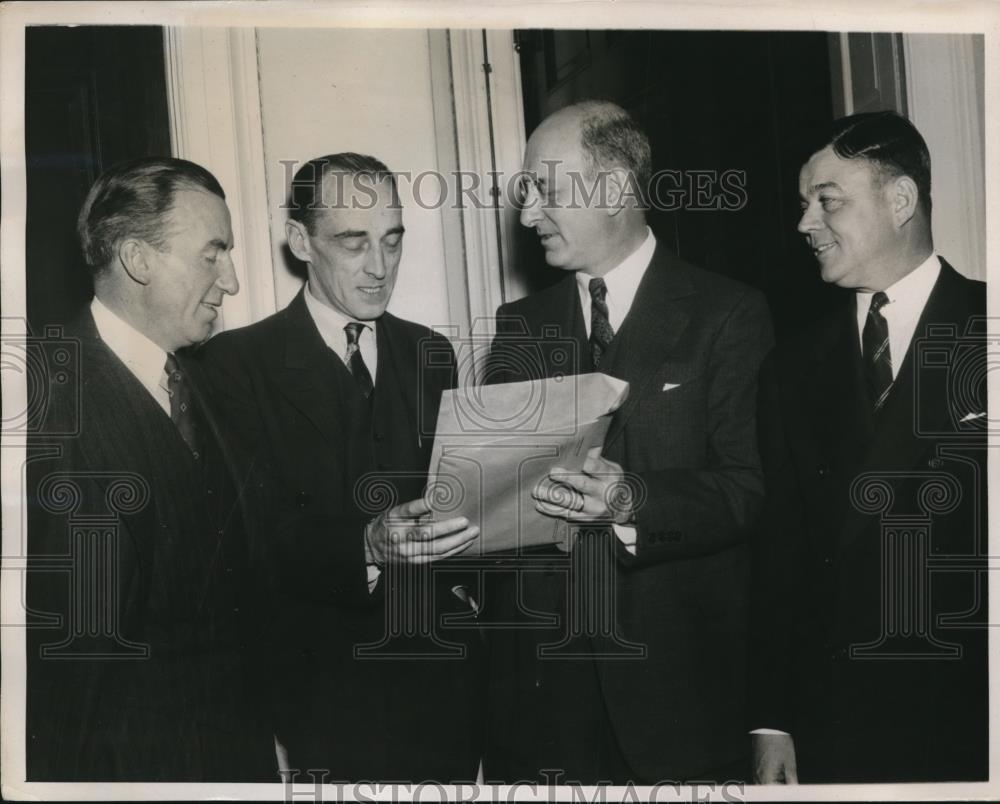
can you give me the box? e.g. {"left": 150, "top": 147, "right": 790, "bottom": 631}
{"left": 533, "top": 446, "right": 634, "bottom": 524}
{"left": 425, "top": 373, "right": 629, "bottom": 553}
{"left": 365, "top": 497, "right": 480, "bottom": 565}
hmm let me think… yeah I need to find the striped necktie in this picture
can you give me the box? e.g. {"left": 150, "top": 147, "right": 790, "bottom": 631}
{"left": 862, "top": 291, "right": 893, "bottom": 412}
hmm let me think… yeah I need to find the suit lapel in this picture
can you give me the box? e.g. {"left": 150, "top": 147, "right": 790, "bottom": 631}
{"left": 601, "top": 247, "right": 695, "bottom": 448}
{"left": 274, "top": 290, "right": 351, "bottom": 454}
{"left": 837, "top": 261, "right": 971, "bottom": 555}
{"left": 801, "top": 305, "right": 873, "bottom": 479}
{"left": 374, "top": 314, "right": 420, "bottom": 446}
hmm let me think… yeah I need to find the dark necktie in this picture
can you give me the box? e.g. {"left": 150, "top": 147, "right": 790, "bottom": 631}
{"left": 164, "top": 353, "right": 203, "bottom": 460}
{"left": 589, "top": 277, "right": 615, "bottom": 370}
{"left": 344, "top": 322, "right": 375, "bottom": 400}
{"left": 862, "top": 291, "right": 893, "bottom": 412}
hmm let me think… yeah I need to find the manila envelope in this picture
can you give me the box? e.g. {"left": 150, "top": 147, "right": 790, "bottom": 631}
{"left": 425, "top": 373, "right": 629, "bottom": 553}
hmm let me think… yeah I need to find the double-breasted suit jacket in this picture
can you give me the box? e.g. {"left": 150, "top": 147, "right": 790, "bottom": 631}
{"left": 751, "top": 260, "right": 988, "bottom": 782}
{"left": 199, "top": 290, "right": 482, "bottom": 781}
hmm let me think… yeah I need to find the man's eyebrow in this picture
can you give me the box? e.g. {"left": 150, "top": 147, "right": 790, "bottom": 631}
{"left": 383, "top": 226, "right": 405, "bottom": 237}
{"left": 804, "top": 181, "right": 842, "bottom": 195}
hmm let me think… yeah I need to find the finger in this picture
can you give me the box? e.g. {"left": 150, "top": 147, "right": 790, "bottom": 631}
{"left": 418, "top": 516, "right": 471, "bottom": 540}
{"left": 535, "top": 500, "right": 573, "bottom": 519}
{"left": 584, "top": 450, "right": 622, "bottom": 476}
{"left": 785, "top": 761, "right": 798, "bottom": 784}
{"left": 390, "top": 497, "right": 431, "bottom": 520}
{"left": 532, "top": 477, "right": 575, "bottom": 505}
{"left": 409, "top": 532, "right": 480, "bottom": 563}
{"left": 551, "top": 471, "right": 607, "bottom": 499}
{"left": 400, "top": 526, "right": 479, "bottom": 560}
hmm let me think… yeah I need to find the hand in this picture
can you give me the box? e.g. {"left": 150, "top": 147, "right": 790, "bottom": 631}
{"left": 532, "top": 447, "right": 634, "bottom": 525}
{"left": 751, "top": 732, "right": 798, "bottom": 784}
{"left": 365, "top": 497, "right": 479, "bottom": 565}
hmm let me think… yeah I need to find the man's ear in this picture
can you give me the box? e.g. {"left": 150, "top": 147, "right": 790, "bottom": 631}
{"left": 605, "top": 167, "right": 642, "bottom": 217}
{"left": 286, "top": 219, "right": 312, "bottom": 263}
{"left": 117, "top": 239, "right": 153, "bottom": 286}
{"left": 890, "top": 175, "right": 919, "bottom": 228}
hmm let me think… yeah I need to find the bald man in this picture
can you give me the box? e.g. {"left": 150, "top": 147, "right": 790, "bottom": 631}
{"left": 484, "top": 101, "right": 774, "bottom": 784}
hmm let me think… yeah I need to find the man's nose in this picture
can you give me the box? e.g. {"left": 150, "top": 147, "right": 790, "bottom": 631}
{"left": 217, "top": 252, "right": 240, "bottom": 295}
{"left": 518, "top": 179, "right": 546, "bottom": 228}
{"left": 366, "top": 245, "right": 388, "bottom": 279}
{"left": 797, "top": 204, "right": 821, "bottom": 235}
{"left": 520, "top": 191, "right": 544, "bottom": 228}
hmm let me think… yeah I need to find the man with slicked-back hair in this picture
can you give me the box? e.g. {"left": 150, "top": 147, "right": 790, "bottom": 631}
{"left": 27, "top": 157, "right": 276, "bottom": 781}
{"left": 750, "top": 111, "right": 987, "bottom": 783}
{"left": 200, "top": 152, "right": 483, "bottom": 781}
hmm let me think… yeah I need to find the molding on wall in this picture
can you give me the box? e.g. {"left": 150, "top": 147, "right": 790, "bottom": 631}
{"left": 163, "top": 27, "right": 276, "bottom": 331}
{"left": 904, "top": 34, "right": 985, "bottom": 281}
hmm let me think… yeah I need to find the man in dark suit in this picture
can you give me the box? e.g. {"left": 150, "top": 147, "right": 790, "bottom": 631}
{"left": 750, "top": 111, "right": 988, "bottom": 784}
{"left": 484, "top": 101, "right": 774, "bottom": 784}
{"left": 199, "top": 153, "right": 482, "bottom": 782}
{"left": 26, "top": 157, "right": 276, "bottom": 781}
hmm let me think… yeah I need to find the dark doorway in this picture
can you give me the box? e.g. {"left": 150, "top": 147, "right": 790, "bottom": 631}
{"left": 25, "top": 25, "right": 172, "bottom": 330}
{"left": 515, "top": 29, "right": 850, "bottom": 339}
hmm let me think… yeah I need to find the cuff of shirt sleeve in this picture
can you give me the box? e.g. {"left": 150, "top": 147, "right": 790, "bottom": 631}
{"left": 366, "top": 564, "right": 381, "bottom": 593}
{"left": 613, "top": 524, "right": 637, "bottom": 556}
{"left": 750, "top": 728, "right": 791, "bottom": 735}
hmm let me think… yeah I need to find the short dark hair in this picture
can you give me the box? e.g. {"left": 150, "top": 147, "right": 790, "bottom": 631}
{"left": 77, "top": 156, "right": 225, "bottom": 272}
{"left": 825, "top": 111, "right": 932, "bottom": 216}
{"left": 287, "top": 152, "right": 397, "bottom": 234}
{"left": 575, "top": 100, "right": 652, "bottom": 208}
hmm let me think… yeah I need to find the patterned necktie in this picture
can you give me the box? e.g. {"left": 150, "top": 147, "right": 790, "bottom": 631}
{"left": 164, "top": 353, "right": 203, "bottom": 460}
{"left": 344, "top": 322, "right": 375, "bottom": 400}
{"left": 589, "top": 277, "right": 615, "bottom": 370}
{"left": 862, "top": 291, "right": 893, "bottom": 412}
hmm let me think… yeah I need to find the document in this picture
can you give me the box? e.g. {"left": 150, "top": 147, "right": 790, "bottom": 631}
{"left": 425, "top": 373, "right": 629, "bottom": 553}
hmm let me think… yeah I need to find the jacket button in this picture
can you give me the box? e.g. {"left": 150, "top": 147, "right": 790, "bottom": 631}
{"left": 373, "top": 432, "right": 384, "bottom": 443}
{"left": 296, "top": 491, "right": 311, "bottom": 508}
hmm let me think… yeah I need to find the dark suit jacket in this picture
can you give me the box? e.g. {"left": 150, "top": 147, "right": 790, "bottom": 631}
{"left": 198, "top": 289, "right": 482, "bottom": 782}
{"left": 26, "top": 310, "right": 275, "bottom": 782}
{"left": 485, "top": 245, "right": 774, "bottom": 782}
{"left": 750, "top": 259, "right": 988, "bottom": 782}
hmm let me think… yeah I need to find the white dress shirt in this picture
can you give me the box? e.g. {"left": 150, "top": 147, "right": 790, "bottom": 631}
{"left": 90, "top": 296, "right": 171, "bottom": 415}
{"left": 855, "top": 253, "right": 941, "bottom": 379}
{"left": 573, "top": 226, "right": 657, "bottom": 555}
{"left": 303, "top": 281, "right": 379, "bottom": 378}
{"left": 303, "top": 281, "right": 383, "bottom": 591}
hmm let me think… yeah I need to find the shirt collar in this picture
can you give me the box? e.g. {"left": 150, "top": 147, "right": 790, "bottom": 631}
{"left": 856, "top": 253, "right": 941, "bottom": 316}
{"left": 303, "top": 281, "right": 373, "bottom": 354}
{"left": 575, "top": 226, "right": 656, "bottom": 309}
{"left": 90, "top": 295, "right": 169, "bottom": 391}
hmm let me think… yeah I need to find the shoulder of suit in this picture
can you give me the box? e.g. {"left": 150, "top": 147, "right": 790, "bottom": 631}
{"left": 940, "top": 259, "right": 986, "bottom": 311}
{"left": 380, "top": 311, "right": 452, "bottom": 346}
{"left": 496, "top": 273, "right": 576, "bottom": 319}
{"left": 659, "top": 249, "right": 764, "bottom": 303}
{"left": 202, "top": 303, "right": 290, "bottom": 354}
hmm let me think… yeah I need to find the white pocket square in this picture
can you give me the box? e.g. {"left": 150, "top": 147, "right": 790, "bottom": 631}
{"left": 662, "top": 382, "right": 681, "bottom": 392}
{"left": 959, "top": 411, "right": 987, "bottom": 423}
